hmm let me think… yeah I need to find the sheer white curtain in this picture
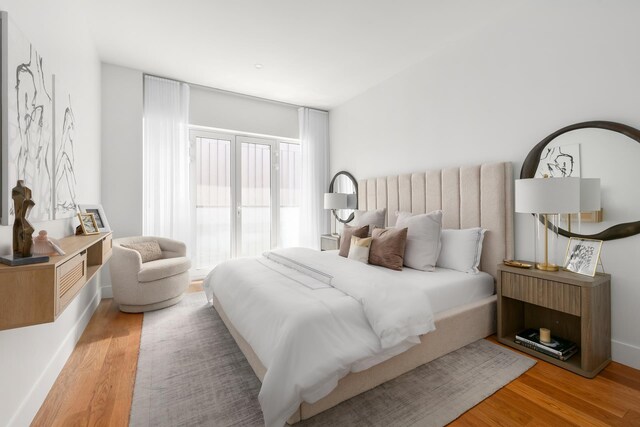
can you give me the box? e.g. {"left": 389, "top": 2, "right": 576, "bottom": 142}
{"left": 143, "top": 75, "right": 191, "bottom": 251}
{"left": 298, "top": 107, "right": 330, "bottom": 249}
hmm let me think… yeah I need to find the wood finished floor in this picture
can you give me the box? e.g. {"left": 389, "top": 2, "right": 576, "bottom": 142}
{"left": 33, "top": 282, "right": 640, "bottom": 427}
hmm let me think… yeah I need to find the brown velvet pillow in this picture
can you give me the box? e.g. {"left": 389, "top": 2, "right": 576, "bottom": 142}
{"left": 369, "top": 227, "right": 408, "bottom": 271}
{"left": 339, "top": 225, "right": 369, "bottom": 257}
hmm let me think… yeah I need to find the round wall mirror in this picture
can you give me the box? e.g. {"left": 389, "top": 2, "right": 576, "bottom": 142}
{"left": 328, "top": 171, "right": 358, "bottom": 223}
{"left": 521, "top": 121, "right": 640, "bottom": 240}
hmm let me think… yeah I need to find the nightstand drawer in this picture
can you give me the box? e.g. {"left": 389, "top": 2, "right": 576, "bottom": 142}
{"left": 320, "top": 234, "right": 340, "bottom": 251}
{"left": 501, "top": 271, "right": 581, "bottom": 316}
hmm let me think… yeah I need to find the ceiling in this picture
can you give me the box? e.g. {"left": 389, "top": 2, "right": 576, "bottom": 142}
{"left": 86, "top": 0, "right": 512, "bottom": 109}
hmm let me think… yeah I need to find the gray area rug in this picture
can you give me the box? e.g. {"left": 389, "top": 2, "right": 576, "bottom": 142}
{"left": 130, "top": 292, "right": 535, "bottom": 427}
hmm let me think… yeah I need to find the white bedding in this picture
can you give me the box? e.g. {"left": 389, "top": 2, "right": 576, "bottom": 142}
{"left": 204, "top": 248, "right": 491, "bottom": 427}
{"left": 320, "top": 249, "right": 494, "bottom": 314}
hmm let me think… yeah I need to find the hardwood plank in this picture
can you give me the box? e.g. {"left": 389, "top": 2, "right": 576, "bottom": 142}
{"left": 471, "top": 393, "right": 533, "bottom": 426}
{"left": 33, "top": 299, "right": 142, "bottom": 427}
{"left": 517, "top": 373, "right": 622, "bottom": 425}
{"left": 616, "top": 409, "right": 640, "bottom": 426}
{"left": 493, "top": 387, "right": 579, "bottom": 427}
{"left": 529, "top": 362, "right": 640, "bottom": 416}
{"left": 450, "top": 410, "right": 494, "bottom": 427}
{"left": 506, "top": 380, "right": 610, "bottom": 426}
{"left": 600, "top": 363, "right": 640, "bottom": 394}
{"left": 32, "top": 301, "right": 113, "bottom": 425}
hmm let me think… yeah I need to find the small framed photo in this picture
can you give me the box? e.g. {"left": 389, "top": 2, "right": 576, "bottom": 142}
{"left": 563, "top": 237, "right": 603, "bottom": 277}
{"left": 77, "top": 212, "right": 100, "bottom": 235}
{"left": 78, "top": 204, "right": 111, "bottom": 232}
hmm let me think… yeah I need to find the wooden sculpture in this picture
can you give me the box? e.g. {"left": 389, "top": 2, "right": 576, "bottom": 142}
{"left": 12, "top": 180, "right": 36, "bottom": 257}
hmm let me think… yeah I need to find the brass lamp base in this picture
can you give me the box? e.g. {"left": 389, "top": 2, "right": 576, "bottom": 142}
{"left": 536, "top": 263, "right": 559, "bottom": 272}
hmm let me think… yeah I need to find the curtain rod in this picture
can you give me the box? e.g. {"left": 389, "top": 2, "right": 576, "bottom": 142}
{"left": 143, "top": 72, "right": 323, "bottom": 111}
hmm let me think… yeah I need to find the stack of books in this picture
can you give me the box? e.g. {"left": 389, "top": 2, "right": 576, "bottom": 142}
{"left": 515, "top": 329, "right": 578, "bottom": 361}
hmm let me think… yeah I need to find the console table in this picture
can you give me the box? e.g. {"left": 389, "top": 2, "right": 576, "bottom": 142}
{"left": 0, "top": 232, "right": 112, "bottom": 330}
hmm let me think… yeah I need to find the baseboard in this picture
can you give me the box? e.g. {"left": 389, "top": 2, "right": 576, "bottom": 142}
{"left": 101, "top": 285, "right": 113, "bottom": 299}
{"left": 612, "top": 339, "right": 640, "bottom": 370}
{"left": 7, "top": 286, "right": 102, "bottom": 427}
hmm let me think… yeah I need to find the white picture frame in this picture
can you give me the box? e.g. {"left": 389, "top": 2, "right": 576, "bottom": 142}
{"left": 563, "top": 237, "right": 603, "bottom": 277}
{"left": 78, "top": 204, "right": 111, "bottom": 232}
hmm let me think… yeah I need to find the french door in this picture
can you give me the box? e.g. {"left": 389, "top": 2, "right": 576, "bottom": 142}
{"left": 190, "top": 130, "right": 278, "bottom": 272}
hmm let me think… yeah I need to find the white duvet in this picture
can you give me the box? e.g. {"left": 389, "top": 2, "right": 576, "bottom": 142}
{"left": 204, "top": 248, "right": 435, "bottom": 427}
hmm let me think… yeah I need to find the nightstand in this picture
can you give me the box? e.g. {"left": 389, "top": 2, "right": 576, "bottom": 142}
{"left": 497, "top": 263, "right": 611, "bottom": 378}
{"left": 320, "top": 234, "right": 340, "bottom": 251}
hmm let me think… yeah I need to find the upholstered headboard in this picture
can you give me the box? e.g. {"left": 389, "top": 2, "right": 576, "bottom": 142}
{"left": 357, "top": 162, "right": 514, "bottom": 279}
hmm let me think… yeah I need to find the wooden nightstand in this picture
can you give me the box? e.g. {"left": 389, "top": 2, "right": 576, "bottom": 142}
{"left": 320, "top": 234, "right": 340, "bottom": 251}
{"left": 497, "top": 263, "right": 611, "bottom": 378}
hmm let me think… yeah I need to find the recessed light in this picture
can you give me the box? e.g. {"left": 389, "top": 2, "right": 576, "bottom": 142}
{"left": 255, "top": 63, "right": 263, "bottom": 69}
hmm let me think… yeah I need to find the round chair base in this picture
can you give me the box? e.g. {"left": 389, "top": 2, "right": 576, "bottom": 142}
{"left": 119, "top": 293, "right": 185, "bottom": 313}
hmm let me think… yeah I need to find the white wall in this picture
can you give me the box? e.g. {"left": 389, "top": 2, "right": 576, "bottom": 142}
{"left": 100, "top": 63, "right": 143, "bottom": 298}
{"left": 330, "top": 1, "right": 640, "bottom": 369}
{"left": 190, "top": 85, "right": 299, "bottom": 139}
{"left": 0, "top": 0, "right": 102, "bottom": 425}
{"left": 101, "top": 64, "right": 144, "bottom": 239}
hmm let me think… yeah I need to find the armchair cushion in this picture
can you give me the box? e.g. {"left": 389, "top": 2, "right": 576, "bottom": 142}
{"left": 138, "top": 256, "right": 192, "bottom": 283}
{"left": 121, "top": 241, "right": 163, "bottom": 263}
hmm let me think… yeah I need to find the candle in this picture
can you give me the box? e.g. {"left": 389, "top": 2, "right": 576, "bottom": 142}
{"left": 540, "top": 328, "right": 551, "bottom": 343}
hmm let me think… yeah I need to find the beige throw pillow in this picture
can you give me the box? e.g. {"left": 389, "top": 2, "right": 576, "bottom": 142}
{"left": 395, "top": 210, "right": 442, "bottom": 271}
{"left": 353, "top": 208, "right": 386, "bottom": 236}
{"left": 122, "top": 241, "right": 163, "bottom": 263}
{"left": 339, "top": 225, "right": 369, "bottom": 257}
{"left": 348, "top": 236, "right": 372, "bottom": 263}
{"left": 369, "top": 227, "right": 408, "bottom": 271}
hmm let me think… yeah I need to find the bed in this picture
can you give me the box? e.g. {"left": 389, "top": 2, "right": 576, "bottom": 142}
{"left": 204, "top": 162, "right": 514, "bottom": 426}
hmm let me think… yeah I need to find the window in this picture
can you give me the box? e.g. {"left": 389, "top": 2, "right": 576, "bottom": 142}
{"left": 190, "top": 129, "right": 301, "bottom": 272}
{"left": 278, "top": 142, "right": 301, "bottom": 248}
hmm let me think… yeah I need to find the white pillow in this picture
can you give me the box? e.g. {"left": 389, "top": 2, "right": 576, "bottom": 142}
{"left": 394, "top": 210, "right": 442, "bottom": 271}
{"left": 437, "top": 228, "right": 486, "bottom": 274}
{"left": 347, "top": 236, "right": 372, "bottom": 263}
{"left": 353, "top": 208, "right": 386, "bottom": 236}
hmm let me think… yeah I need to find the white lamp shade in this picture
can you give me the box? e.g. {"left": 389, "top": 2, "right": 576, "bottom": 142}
{"left": 515, "top": 178, "right": 581, "bottom": 214}
{"left": 580, "top": 178, "right": 601, "bottom": 211}
{"left": 324, "top": 193, "right": 348, "bottom": 210}
{"left": 346, "top": 194, "right": 358, "bottom": 209}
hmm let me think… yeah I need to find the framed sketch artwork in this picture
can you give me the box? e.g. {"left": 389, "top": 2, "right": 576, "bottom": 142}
{"left": 535, "top": 144, "right": 581, "bottom": 178}
{"left": 1, "top": 11, "right": 54, "bottom": 225}
{"left": 563, "top": 237, "right": 603, "bottom": 277}
{"left": 77, "top": 212, "right": 100, "bottom": 235}
{"left": 78, "top": 204, "right": 111, "bottom": 233}
{"left": 53, "top": 77, "right": 78, "bottom": 218}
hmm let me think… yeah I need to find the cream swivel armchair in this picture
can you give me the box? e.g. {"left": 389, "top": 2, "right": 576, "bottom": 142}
{"left": 109, "top": 236, "right": 191, "bottom": 313}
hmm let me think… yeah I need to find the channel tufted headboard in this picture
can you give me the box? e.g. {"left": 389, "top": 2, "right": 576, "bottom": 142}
{"left": 357, "top": 162, "right": 514, "bottom": 279}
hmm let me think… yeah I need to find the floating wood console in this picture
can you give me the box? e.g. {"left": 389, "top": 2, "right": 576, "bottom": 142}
{"left": 0, "top": 232, "right": 112, "bottom": 330}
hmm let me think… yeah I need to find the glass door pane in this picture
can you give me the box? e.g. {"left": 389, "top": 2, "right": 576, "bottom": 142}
{"left": 238, "top": 139, "right": 273, "bottom": 257}
{"left": 279, "top": 142, "right": 301, "bottom": 247}
{"left": 194, "top": 136, "right": 232, "bottom": 269}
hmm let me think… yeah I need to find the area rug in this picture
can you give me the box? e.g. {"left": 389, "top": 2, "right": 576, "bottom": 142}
{"left": 130, "top": 292, "right": 535, "bottom": 427}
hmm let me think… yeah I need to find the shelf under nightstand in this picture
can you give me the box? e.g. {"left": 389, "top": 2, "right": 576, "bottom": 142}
{"left": 497, "top": 263, "right": 611, "bottom": 378}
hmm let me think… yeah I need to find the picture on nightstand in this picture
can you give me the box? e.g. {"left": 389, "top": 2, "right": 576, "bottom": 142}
{"left": 563, "top": 237, "right": 603, "bottom": 277}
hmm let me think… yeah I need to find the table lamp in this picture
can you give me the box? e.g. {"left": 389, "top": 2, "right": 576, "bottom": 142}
{"left": 515, "top": 177, "right": 581, "bottom": 271}
{"left": 324, "top": 193, "right": 348, "bottom": 235}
